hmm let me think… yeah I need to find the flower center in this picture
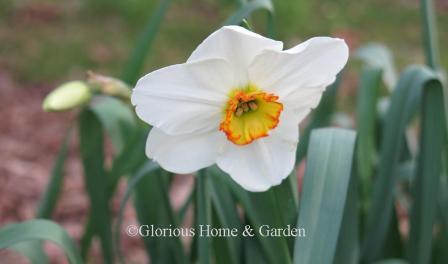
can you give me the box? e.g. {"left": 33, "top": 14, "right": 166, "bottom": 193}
{"left": 219, "top": 84, "right": 283, "bottom": 145}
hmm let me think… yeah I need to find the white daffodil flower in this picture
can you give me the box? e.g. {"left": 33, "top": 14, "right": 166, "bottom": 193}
{"left": 132, "top": 26, "right": 348, "bottom": 192}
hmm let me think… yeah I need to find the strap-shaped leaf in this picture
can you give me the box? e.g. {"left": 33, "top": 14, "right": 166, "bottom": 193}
{"left": 108, "top": 125, "right": 148, "bottom": 187}
{"left": 122, "top": 0, "right": 172, "bottom": 85}
{"left": 223, "top": 0, "right": 273, "bottom": 26}
{"left": 356, "top": 43, "right": 398, "bottom": 89}
{"left": 243, "top": 235, "right": 269, "bottom": 264}
{"left": 209, "top": 167, "right": 292, "bottom": 264}
{"left": 36, "top": 127, "right": 72, "bottom": 218}
{"left": 374, "top": 260, "right": 408, "bottom": 264}
{"left": 356, "top": 66, "right": 382, "bottom": 205}
{"left": 208, "top": 172, "right": 242, "bottom": 264}
{"left": 420, "top": 0, "right": 440, "bottom": 69}
{"left": 433, "top": 218, "right": 448, "bottom": 264}
{"left": 89, "top": 96, "right": 136, "bottom": 154}
{"left": 362, "top": 66, "right": 443, "bottom": 261}
{"left": 78, "top": 109, "right": 113, "bottom": 264}
{"left": 133, "top": 164, "right": 187, "bottom": 264}
{"left": 28, "top": 129, "right": 72, "bottom": 264}
{"left": 408, "top": 76, "right": 446, "bottom": 263}
{"left": 273, "top": 172, "right": 298, "bottom": 252}
{"left": 0, "top": 219, "right": 82, "bottom": 264}
{"left": 196, "top": 170, "right": 212, "bottom": 264}
{"left": 9, "top": 241, "right": 49, "bottom": 264}
{"left": 293, "top": 128, "right": 356, "bottom": 264}
{"left": 334, "top": 168, "right": 359, "bottom": 264}
{"left": 114, "top": 161, "right": 159, "bottom": 263}
{"left": 80, "top": 98, "right": 142, "bottom": 258}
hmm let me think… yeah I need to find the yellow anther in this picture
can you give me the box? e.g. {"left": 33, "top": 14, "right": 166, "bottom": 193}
{"left": 242, "top": 103, "right": 249, "bottom": 112}
{"left": 235, "top": 107, "right": 244, "bottom": 117}
{"left": 248, "top": 101, "right": 258, "bottom": 111}
{"left": 220, "top": 85, "right": 283, "bottom": 145}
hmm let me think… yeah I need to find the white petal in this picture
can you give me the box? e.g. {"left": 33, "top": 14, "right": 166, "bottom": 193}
{"left": 216, "top": 125, "right": 298, "bottom": 192}
{"left": 249, "top": 37, "right": 348, "bottom": 109}
{"left": 132, "top": 58, "right": 234, "bottom": 135}
{"left": 146, "top": 128, "right": 226, "bottom": 174}
{"left": 188, "top": 26, "right": 283, "bottom": 85}
{"left": 271, "top": 108, "right": 301, "bottom": 143}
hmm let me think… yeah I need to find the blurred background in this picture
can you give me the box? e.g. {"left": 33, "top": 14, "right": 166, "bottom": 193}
{"left": 0, "top": 0, "right": 447, "bottom": 262}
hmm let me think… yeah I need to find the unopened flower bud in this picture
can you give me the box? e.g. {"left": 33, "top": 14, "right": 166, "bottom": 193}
{"left": 87, "top": 71, "right": 131, "bottom": 100}
{"left": 43, "top": 81, "right": 92, "bottom": 112}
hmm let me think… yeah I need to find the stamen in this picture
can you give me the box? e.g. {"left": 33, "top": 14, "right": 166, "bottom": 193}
{"left": 221, "top": 86, "right": 283, "bottom": 145}
{"left": 248, "top": 101, "right": 258, "bottom": 111}
{"left": 235, "top": 107, "right": 244, "bottom": 117}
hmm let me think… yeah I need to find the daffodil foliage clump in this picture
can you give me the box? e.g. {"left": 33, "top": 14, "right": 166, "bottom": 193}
{"left": 0, "top": 0, "right": 447, "bottom": 263}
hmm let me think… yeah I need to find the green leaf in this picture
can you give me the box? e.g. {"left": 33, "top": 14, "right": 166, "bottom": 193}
{"left": 374, "top": 260, "right": 408, "bottom": 264}
{"left": 395, "top": 161, "right": 416, "bottom": 182}
{"left": 89, "top": 96, "right": 137, "bottom": 154}
{"left": 273, "top": 172, "right": 298, "bottom": 252}
{"left": 408, "top": 77, "right": 446, "bottom": 263}
{"left": 32, "top": 129, "right": 72, "bottom": 264}
{"left": 79, "top": 218, "right": 94, "bottom": 260}
{"left": 133, "top": 165, "right": 187, "bottom": 264}
{"left": 334, "top": 168, "right": 359, "bottom": 264}
{"left": 243, "top": 236, "right": 269, "bottom": 264}
{"left": 356, "top": 66, "right": 382, "bottom": 205}
{"left": 433, "top": 221, "right": 448, "bottom": 264}
{"left": 356, "top": 43, "right": 398, "bottom": 89}
{"left": 209, "top": 167, "right": 292, "bottom": 264}
{"left": 296, "top": 74, "right": 342, "bottom": 163}
{"left": 437, "top": 172, "right": 448, "bottom": 242}
{"left": 108, "top": 125, "right": 148, "bottom": 188}
{"left": 122, "top": 0, "right": 172, "bottom": 85}
{"left": 195, "top": 170, "right": 212, "bottom": 264}
{"left": 0, "top": 219, "right": 82, "bottom": 264}
{"left": 114, "top": 161, "right": 159, "bottom": 263}
{"left": 362, "top": 66, "right": 442, "bottom": 261}
{"left": 293, "top": 128, "right": 356, "bottom": 264}
{"left": 80, "top": 99, "right": 144, "bottom": 259}
{"left": 223, "top": 0, "right": 273, "bottom": 26}
{"left": 420, "top": 0, "right": 440, "bottom": 69}
{"left": 208, "top": 171, "right": 242, "bottom": 264}
{"left": 273, "top": 172, "right": 298, "bottom": 227}
{"left": 382, "top": 210, "right": 404, "bottom": 259}
{"left": 36, "top": 128, "right": 72, "bottom": 218}
{"left": 243, "top": 190, "right": 292, "bottom": 264}
{"left": 178, "top": 189, "right": 194, "bottom": 223}
{"left": 9, "top": 241, "right": 49, "bottom": 264}
{"left": 78, "top": 109, "right": 113, "bottom": 264}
